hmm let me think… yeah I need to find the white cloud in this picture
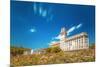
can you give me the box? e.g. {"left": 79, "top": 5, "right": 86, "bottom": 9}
{"left": 54, "top": 35, "right": 61, "bottom": 39}
{"left": 67, "top": 23, "right": 83, "bottom": 36}
{"left": 48, "top": 41, "right": 58, "bottom": 46}
{"left": 76, "top": 23, "right": 82, "bottom": 29}
{"left": 46, "top": 11, "right": 53, "bottom": 22}
{"left": 52, "top": 23, "right": 83, "bottom": 39}
{"left": 29, "top": 28, "right": 36, "bottom": 33}
{"left": 32, "top": 3, "right": 54, "bottom": 22}
{"left": 33, "top": 3, "right": 47, "bottom": 18}
{"left": 39, "top": 7, "right": 42, "bottom": 15}
{"left": 54, "top": 35, "right": 64, "bottom": 40}
{"left": 49, "top": 15, "right": 53, "bottom": 21}
{"left": 42, "top": 10, "right": 47, "bottom": 17}
{"left": 33, "top": 3, "right": 37, "bottom": 14}
{"left": 67, "top": 26, "right": 76, "bottom": 35}
{"left": 53, "top": 33, "right": 66, "bottom": 40}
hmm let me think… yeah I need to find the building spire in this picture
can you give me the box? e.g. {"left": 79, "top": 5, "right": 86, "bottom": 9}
{"left": 60, "top": 27, "right": 67, "bottom": 36}
{"left": 60, "top": 27, "right": 67, "bottom": 42}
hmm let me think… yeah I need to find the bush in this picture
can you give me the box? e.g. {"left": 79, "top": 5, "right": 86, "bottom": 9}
{"left": 46, "top": 47, "right": 62, "bottom": 53}
{"left": 90, "top": 44, "right": 95, "bottom": 49}
{"left": 10, "top": 46, "right": 30, "bottom": 56}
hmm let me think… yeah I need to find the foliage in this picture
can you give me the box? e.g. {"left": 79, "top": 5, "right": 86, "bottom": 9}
{"left": 10, "top": 46, "right": 30, "bottom": 56}
{"left": 11, "top": 47, "right": 95, "bottom": 66}
{"left": 45, "top": 47, "right": 62, "bottom": 53}
{"left": 89, "top": 44, "right": 95, "bottom": 49}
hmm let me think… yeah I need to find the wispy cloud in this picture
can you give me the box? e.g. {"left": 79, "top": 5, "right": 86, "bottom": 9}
{"left": 33, "top": 3, "right": 37, "bottom": 14}
{"left": 32, "top": 3, "right": 54, "bottom": 22}
{"left": 67, "top": 23, "right": 83, "bottom": 35}
{"left": 52, "top": 23, "right": 83, "bottom": 40}
{"left": 53, "top": 33, "right": 66, "bottom": 40}
{"left": 48, "top": 41, "right": 58, "bottom": 46}
{"left": 76, "top": 23, "right": 82, "bottom": 29}
{"left": 42, "top": 10, "right": 47, "bottom": 17}
{"left": 54, "top": 35, "right": 61, "bottom": 39}
{"left": 33, "top": 3, "right": 48, "bottom": 18}
{"left": 67, "top": 26, "right": 76, "bottom": 35}
{"left": 39, "top": 6, "right": 42, "bottom": 15}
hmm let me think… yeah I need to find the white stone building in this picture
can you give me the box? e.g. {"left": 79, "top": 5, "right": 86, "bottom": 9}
{"left": 51, "top": 27, "right": 89, "bottom": 51}
{"left": 23, "top": 49, "right": 34, "bottom": 55}
{"left": 23, "top": 48, "right": 46, "bottom": 55}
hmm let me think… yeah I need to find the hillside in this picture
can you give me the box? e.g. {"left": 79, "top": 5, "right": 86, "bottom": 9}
{"left": 10, "top": 45, "right": 95, "bottom": 66}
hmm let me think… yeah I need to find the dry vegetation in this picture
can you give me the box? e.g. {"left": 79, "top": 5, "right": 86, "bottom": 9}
{"left": 10, "top": 45, "right": 95, "bottom": 66}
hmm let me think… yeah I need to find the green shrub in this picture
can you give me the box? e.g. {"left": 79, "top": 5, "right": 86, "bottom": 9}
{"left": 46, "top": 47, "right": 61, "bottom": 53}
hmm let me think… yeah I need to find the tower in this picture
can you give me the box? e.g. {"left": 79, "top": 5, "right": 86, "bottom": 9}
{"left": 59, "top": 27, "right": 67, "bottom": 51}
{"left": 60, "top": 27, "right": 67, "bottom": 42}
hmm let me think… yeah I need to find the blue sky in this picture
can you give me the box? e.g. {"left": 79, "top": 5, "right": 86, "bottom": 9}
{"left": 11, "top": 1, "right": 95, "bottom": 49}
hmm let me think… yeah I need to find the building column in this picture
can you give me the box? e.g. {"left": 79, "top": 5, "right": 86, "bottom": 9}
{"left": 72, "top": 40, "right": 74, "bottom": 50}
{"left": 75, "top": 39, "right": 77, "bottom": 49}
{"left": 74, "top": 40, "right": 76, "bottom": 50}
{"left": 80, "top": 37, "right": 83, "bottom": 49}
{"left": 78, "top": 37, "right": 80, "bottom": 49}
{"left": 82, "top": 36, "right": 84, "bottom": 48}
{"left": 71, "top": 40, "right": 73, "bottom": 50}
{"left": 85, "top": 38, "right": 89, "bottom": 48}
{"left": 76, "top": 38, "right": 78, "bottom": 49}
{"left": 77, "top": 38, "right": 79, "bottom": 49}
{"left": 83, "top": 36, "right": 85, "bottom": 48}
{"left": 87, "top": 38, "right": 89, "bottom": 48}
{"left": 79, "top": 38, "right": 81, "bottom": 49}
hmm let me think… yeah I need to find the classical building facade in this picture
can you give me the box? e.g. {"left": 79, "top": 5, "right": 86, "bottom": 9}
{"left": 51, "top": 27, "right": 89, "bottom": 51}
